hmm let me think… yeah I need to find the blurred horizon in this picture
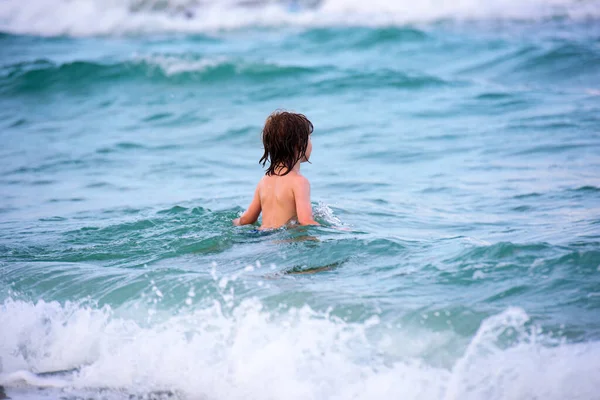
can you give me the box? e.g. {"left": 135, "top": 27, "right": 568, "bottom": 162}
{"left": 2, "top": 0, "right": 600, "bottom": 36}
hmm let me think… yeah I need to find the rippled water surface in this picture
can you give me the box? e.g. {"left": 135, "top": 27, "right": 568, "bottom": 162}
{"left": 1, "top": 1, "right": 600, "bottom": 399}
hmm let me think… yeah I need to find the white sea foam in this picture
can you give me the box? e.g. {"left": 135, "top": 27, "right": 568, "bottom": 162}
{"left": 1, "top": 297, "right": 599, "bottom": 399}
{"left": 134, "top": 54, "right": 229, "bottom": 76}
{"left": 0, "top": 0, "right": 598, "bottom": 36}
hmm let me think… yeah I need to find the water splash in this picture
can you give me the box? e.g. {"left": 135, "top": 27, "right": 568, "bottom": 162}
{"left": 1, "top": 297, "right": 599, "bottom": 399}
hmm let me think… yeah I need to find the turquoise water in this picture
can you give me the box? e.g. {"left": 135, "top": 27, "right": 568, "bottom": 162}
{"left": 1, "top": 1, "right": 600, "bottom": 399}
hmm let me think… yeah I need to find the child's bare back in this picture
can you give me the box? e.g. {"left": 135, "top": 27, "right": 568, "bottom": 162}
{"left": 257, "top": 170, "right": 314, "bottom": 229}
{"left": 233, "top": 111, "right": 319, "bottom": 230}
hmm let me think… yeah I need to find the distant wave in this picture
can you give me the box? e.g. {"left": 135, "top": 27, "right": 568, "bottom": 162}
{"left": 0, "top": 56, "right": 323, "bottom": 94}
{"left": 1, "top": 0, "right": 599, "bottom": 36}
{"left": 0, "top": 54, "right": 449, "bottom": 95}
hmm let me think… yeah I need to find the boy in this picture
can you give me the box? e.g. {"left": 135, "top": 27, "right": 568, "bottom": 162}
{"left": 233, "top": 111, "right": 319, "bottom": 229}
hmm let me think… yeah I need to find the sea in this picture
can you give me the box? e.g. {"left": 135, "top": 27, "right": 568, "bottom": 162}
{"left": 1, "top": 0, "right": 600, "bottom": 399}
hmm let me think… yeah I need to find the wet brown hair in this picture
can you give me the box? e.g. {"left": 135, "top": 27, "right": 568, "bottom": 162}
{"left": 259, "top": 111, "right": 313, "bottom": 176}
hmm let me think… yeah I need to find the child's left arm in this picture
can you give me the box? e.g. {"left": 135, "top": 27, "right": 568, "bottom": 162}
{"left": 233, "top": 185, "right": 261, "bottom": 226}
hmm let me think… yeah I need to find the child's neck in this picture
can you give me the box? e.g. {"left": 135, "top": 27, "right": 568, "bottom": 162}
{"left": 274, "top": 161, "right": 300, "bottom": 175}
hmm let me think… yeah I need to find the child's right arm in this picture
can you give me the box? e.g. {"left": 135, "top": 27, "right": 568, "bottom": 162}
{"left": 233, "top": 185, "right": 261, "bottom": 226}
{"left": 293, "top": 176, "right": 320, "bottom": 226}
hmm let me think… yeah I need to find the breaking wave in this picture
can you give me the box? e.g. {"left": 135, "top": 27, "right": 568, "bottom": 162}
{"left": 1, "top": 297, "right": 599, "bottom": 399}
{"left": 1, "top": 0, "right": 599, "bottom": 36}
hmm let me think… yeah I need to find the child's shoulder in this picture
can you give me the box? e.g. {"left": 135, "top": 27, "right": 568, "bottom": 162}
{"left": 289, "top": 173, "right": 310, "bottom": 193}
{"left": 293, "top": 172, "right": 309, "bottom": 184}
{"left": 257, "top": 172, "right": 309, "bottom": 188}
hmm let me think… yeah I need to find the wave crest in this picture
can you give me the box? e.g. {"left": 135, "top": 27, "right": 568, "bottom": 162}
{"left": 1, "top": 298, "right": 600, "bottom": 399}
{"left": 1, "top": 0, "right": 599, "bottom": 36}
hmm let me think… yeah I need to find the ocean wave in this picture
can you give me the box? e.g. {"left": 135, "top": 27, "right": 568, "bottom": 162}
{"left": 295, "top": 26, "right": 430, "bottom": 48}
{"left": 0, "top": 54, "right": 449, "bottom": 95}
{"left": 509, "top": 42, "right": 600, "bottom": 80}
{"left": 1, "top": 0, "right": 599, "bottom": 36}
{"left": 0, "top": 56, "right": 323, "bottom": 93}
{"left": 457, "top": 40, "right": 600, "bottom": 85}
{"left": 0, "top": 203, "right": 349, "bottom": 270}
{"left": 0, "top": 298, "right": 598, "bottom": 399}
{"left": 0, "top": 206, "right": 241, "bottom": 268}
{"left": 312, "top": 69, "right": 447, "bottom": 92}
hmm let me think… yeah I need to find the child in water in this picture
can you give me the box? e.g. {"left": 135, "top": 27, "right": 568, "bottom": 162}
{"left": 233, "top": 111, "right": 320, "bottom": 229}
